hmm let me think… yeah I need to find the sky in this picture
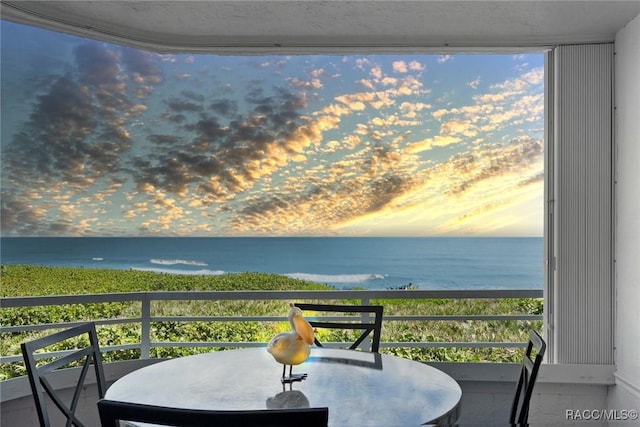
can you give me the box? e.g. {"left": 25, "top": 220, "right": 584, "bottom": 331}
{"left": 1, "top": 21, "right": 545, "bottom": 238}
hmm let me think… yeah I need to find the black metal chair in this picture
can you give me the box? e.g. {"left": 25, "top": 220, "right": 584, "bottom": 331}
{"left": 293, "top": 303, "right": 383, "bottom": 352}
{"left": 509, "top": 329, "right": 546, "bottom": 426}
{"left": 97, "top": 399, "right": 329, "bottom": 427}
{"left": 21, "top": 322, "right": 107, "bottom": 427}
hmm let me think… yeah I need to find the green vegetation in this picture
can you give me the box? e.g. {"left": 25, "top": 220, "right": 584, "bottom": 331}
{"left": 0, "top": 265, "right": 542, "bottom": 380}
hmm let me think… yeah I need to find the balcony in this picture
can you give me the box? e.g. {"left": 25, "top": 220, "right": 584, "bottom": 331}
{"left": 1, "top": 289, "right": 615, "bottom": 426}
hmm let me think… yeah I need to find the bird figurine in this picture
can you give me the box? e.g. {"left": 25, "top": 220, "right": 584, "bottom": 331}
{"left": 267, "top": 303, "right": 315, "bottom": 383}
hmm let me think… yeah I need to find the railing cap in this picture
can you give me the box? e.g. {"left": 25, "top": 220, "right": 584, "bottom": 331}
{"left": 0, "top": 289, "right": 542, "bottom": 307}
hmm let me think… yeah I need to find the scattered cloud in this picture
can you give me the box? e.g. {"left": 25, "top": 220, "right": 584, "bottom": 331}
{"left": 468, "top": 76, "right": 481, "bottom": 89}
{"left": 1, "top": 31, "right": 544, "bottom": 237}
{"left": 392, "top": 61, "right": 408, "bottom": 73}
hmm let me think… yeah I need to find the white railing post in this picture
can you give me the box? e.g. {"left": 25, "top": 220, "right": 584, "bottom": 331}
{"left": 141, "top": 295, "right": 151, "bottom": 359}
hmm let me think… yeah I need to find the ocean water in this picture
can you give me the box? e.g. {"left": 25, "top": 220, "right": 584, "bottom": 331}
{"left": 0, "top": 237, "right": 542, "bottom": 290}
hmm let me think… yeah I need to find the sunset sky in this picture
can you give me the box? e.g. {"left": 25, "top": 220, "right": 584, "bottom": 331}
{"left": 1, "top": 21, "right": 544, "bottom": 237}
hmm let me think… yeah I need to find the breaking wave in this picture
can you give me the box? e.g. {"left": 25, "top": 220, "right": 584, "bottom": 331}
{"left": 284, "top": 273, "right": 385, "bottom": 284}
{"left": 133, "top": 267, "right": 226, "bottom": 276}
{"left": 150, "top": 259, "right": 208, "bottom": 267}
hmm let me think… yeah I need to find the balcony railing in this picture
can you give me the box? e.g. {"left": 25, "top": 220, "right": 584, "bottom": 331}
{"left": 1, "top": 289, "right": 542, "bottom": 367}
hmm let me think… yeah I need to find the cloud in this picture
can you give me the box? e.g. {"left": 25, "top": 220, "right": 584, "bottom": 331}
{"left": 138, "top": 192, "right": 189, "bottom": 233}
{"left": 226, "top": 144, "right": 419, "bottom": 235}
{"left": 409, "top": 60, "right": 425, "bottom": 71}
{"left": 428, "top": 66, "right": 544, "bottom": 151}
{"left": 165, "top": 98, "right": 204, "bottom": 113}
{"left": 468, "top": 76, "right": 481, "bottom": 89}
{"left": 0, "top": 42, "right": 161, "bottom": 235}
{"left": 147, "top": 134, "right": 181, "bottom": 145}
{"left": 381, "top": 76, "right": 399, "bottom": 86}
{"left": 438, "top": 55, "right": 452, "bottom": 64}
{"left": 310, "top": 68, "right": 325, "bottom": 78}
{"left": 441, "top": 119, "right": 479, "bottom": 137}
{"left": 129, "top": 85, "right": 327, "bottom": 208}
{"left": 0, "top": 192, "right": 48, "bottom": 235}
{"left": 120, "top": 47, "right": 164, "bottom": 86}
{"left": 4, "top": 65, "right": 132, "bottom": 186}
{"left": 399, "top": 101, "right": 431, "bottom": 119}
{"left": 258, "top": 57, "right": 290, "bottom": 69}
{"left": 445, "top": 137, "right": 543, "bottom": 196}
{"left": 392, "top": 61, "right": 408, "bottom": 73}
{"left": 287, "top": 76, "right": 323, "bottom": 89}
{"left": 1, "top": 34, "right": 544, "bottom": 237}
{"left": 359, "top": 79, "right": 375, "bottom": 90}
{"left": 209, "top": 99, "right": 239, "bottom": 118}
{"left": 181, "top": 90, "right": 205, "bottom": 102}
{"left": 492, "top": 67, "right": 543, "bottom": 91}
{"left": 370, "top": 66, "right": 383, "bottom": 79}
{"left": 405, "top": 135, "right": 463, "bottom": 153}
{"left": 75, "top": 43, "right": 121, "bottom": 88}
{"left": 358, "top": 135, "right": 542, "bottom": 236}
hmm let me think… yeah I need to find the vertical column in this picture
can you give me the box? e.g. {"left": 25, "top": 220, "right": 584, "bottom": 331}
{"left": 553, "top": 43, "right": 614, "bottom": 364}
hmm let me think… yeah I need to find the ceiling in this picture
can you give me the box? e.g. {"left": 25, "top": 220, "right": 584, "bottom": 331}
{"left": 2, "top": 1, "right": 639, "bottom": 53}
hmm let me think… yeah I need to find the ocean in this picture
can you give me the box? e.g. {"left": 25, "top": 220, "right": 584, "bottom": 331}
{"left": 0, "top": 237, "right": 542, "bottom": 290}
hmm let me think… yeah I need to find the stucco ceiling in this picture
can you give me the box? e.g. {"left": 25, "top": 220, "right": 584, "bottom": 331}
{"left": 2, "top": 1, "right": 639, "bottom": 53}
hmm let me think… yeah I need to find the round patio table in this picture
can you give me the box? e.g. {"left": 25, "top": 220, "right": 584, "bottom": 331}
{"left": 105, "top": 347, "right": 461, "bottom": 426}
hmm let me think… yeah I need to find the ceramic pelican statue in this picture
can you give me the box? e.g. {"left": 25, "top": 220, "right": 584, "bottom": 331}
{"left": 267, "top": 303, "right": 314, "bottom": 383}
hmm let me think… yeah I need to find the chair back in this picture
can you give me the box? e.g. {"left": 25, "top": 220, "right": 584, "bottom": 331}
{"left": 21, "top": 322, "right": 106, "bottom": 427}
{"left": 294, "top": 303, "right": 383, "bottom": 352}
{"left": 97, "top": 399, "right": 329, "bottom": 427}
{"left": 509, "top": 329, "right": 546, "bottom": 425}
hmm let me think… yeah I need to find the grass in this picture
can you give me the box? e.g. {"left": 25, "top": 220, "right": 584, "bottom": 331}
{"left": 0, "top": 264, "right": 542, "bottom": 380}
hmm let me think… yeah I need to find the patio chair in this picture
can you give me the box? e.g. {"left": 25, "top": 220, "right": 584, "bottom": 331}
{"left": 509, "top": 329, "right": 546, "bottom": 426}
{"left": 97, "top": 399, "right": 329, "bottom": 427}
{"left": 293, "top": 303, "right": 383, "bottom": 352}
{"left": 21, "top": 322, "right": 107, "bottom": 427}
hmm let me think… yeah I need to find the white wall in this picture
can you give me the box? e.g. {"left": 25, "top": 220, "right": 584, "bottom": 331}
{"left": 610, "top": 12, "right": 640, "bottom": 416}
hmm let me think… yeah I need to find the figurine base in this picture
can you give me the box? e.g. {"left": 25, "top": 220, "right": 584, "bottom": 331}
{"left": 281, "top": 373, "right": 308, "bottom": 384}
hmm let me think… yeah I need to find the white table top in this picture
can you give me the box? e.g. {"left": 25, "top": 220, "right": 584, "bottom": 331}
{"left": 106, "top": 348, "right": 461, "bottom": 426}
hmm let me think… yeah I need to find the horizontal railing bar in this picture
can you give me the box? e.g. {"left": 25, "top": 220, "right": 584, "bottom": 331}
{"left": 148, "top": 315, "right": 543, "bottom": 323}
{"left": 150, "top": 316, "right": 287, "bottom": 323}
{"left": 0, "top": 289, "right": 543, "bottom": 307}
{"left": 1, "top": 313, "right": 543, "bottom": 334}
{"left": 101, "top": 344, "right": 143, "bottom": 352}
{"left": 384, "top": 315, "right": 543, "bottom": 321}
{"left": 180, "top": 314, "right": 532, "bottom": 323}
{"left": 0, "top": 343, "right": 142, "bottom": 364}
{"left": 0, "top": 318, "right": 142, "bottom": 334}
{"left": 148, "top": 314, "right": 492, "bottom": 323}
{"left": 149, "top": 342, "right": 268, "bottom": 348}
{"left": 0, "top": 293, "right": 147, "bottom": 306}
{"left": 0, "top": 355, "right": 26, "bottom": 364}
{"left": 150, "top": 343, "right": 373, "bottom": 350}
{"left": 144, "top": 341, "right": 531, "bottom": 350}
{"left": 0, "top": 355, "right": 25, "bottom": 364}
{"left": 146, "top": 341, "right": 530, "bottom": 350}
{"left": 381, "top": 342, "right": 529, "bottom": 348}
{"left": 147, "top": 315, "right": 544, "bottom": 323}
